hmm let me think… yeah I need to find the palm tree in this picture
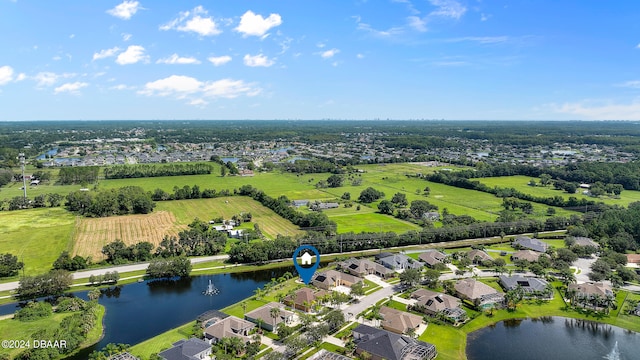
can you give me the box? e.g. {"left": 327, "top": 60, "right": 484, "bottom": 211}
{"left": 270, "top": 307, "right": 281, "bottom": 333}
{"left": 241, "top": 301, "right": 247, "bottom": 318}
{"left": 256, "top": 318, "right": 265, "bottom": 334}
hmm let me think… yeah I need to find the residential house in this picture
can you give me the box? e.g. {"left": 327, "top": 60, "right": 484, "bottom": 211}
{"left": 466, "top": 249, "right": 492, "bottom": 264}
{"left": 312, "top": 270, "right": 363, "bottom": 290}
{"left": 352, "top": 324, "right": 437, "bottom": 360}
{"left": 109, "top": 353, "right": 140, "bottom": 360}
{"left": 418, "top": 251, "right": 447, "bottom": 268}
{"left": 307, "top": 349, "right": 351, "bottom": 360}
{"left": 454, "top": 278, "right": 504, "bottom": 309}
{"left": 203, "top": 315, "right": 255, "bottom": 344}
{"left": 338, "top": 258, "right": 395, "bottom": 279}
{"left": 291, "top": 200, "right": 310, "bottom": 207}
{"left": 310, "top": 202, "right": 340, "bottom": 211}
{"left": 379, "top": 306, "right": 423, "bottom": 335}
{"left": 158, "top": 338, "right": 212, "bottom": 360}
{"left": 572, "top": 237, "right": 599, "bottom": 248}
{"left": 422, "top": 212, "right": 440, "bottom": 221}
{"left": 511, "top": 250, "right": 546, "bottom": 263}
{"left": 284, "top": 287, "right": 327, "bottom": 312}
{"left": 227, "top": 229, "right": 244, "bottom": 239}
{"left": 411, "top": 289, "right": 466, "bottom": 323}
{"left": 244, "top": 302, "right": 294, "bottom": 332}
{"left": 498, "top": 275, "right": 553, "bottom": 299}
{"left": 378, "top": 253, "right": 424, "bottom": 271}
{"left": 626, "top": 254, "right": 640, "bottom": 265}
{"left": 568, "top": 282, "right": 614, "bottom": 308}
{"left": 512, "top": 236, "right": 549, "bottom": 253}
{"left": 633, "top": 304, "right": 640, "bottom": 317}
{"left": 197, "top": 309, "right": 228, "bottom": 328}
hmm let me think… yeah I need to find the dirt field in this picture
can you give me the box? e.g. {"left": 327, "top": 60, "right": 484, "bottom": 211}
{"left": 73, "top": 211, "right": 180, "bottom": 260}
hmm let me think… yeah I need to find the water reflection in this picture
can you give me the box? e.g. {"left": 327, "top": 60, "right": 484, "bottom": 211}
{"left": 467, "top": 317, "right": 639, "bottom": 360}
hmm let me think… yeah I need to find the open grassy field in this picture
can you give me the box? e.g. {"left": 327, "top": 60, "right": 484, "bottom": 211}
{"left": 0, "top": 207, "right": 75, "bottom": 276}
{"left": 156, "top": 197, "right": 303, "bottom": 238}
{"left": 72, "top": 211, "right": 180, "bottom": 259}
{"left": 476, "top": 175, "right": 640, "bottom": 207}
{"left": 318, "top": 205, "right": 421, "bottom": 233}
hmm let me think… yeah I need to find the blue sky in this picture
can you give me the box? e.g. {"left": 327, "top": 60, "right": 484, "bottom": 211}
{"left": 1, "top": 0, "right": 640, "bottom": 120}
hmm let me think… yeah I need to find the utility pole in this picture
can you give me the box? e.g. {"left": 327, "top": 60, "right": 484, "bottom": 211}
{"left": 18, "top": 153, "right": 27, "bottom": 201}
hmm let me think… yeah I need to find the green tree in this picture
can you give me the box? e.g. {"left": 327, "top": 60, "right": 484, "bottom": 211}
{"left": 399, "top": 268, "right": 421, "bottom": 287}
{"left": 358, "top": 187, "right": 385, "bottom": 203}
{"left": 327, "top": 174, "right": 344, "bottom": 188}
{"left": 350, "top": 281, "right": 365, "bottom": 297}
{"left": 0, "top": 253, "right": 24, "bottom": 278}
{"left": 391, "top": 192, "right": 408, "bottom": 207}
{"left": 377, "top": 200, "right": 394, "bottom": 215}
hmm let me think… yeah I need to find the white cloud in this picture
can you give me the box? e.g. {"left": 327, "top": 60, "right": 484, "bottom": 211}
{"left": 235, "top": 10, "right": 282, "bottom": 38}
{"left": 122, "top": 33, "right": 132, "bottom": 41}
{"left": 189, "top": 98, "right": 208, "bottom": 107}
{"left": 208, "top": 55, "right": 232, "bottom": 66}
{"left": 243, "top": 54, "right": 274, "bottom": 67}
{"left": 116, "top": 45, "right": 148, "bottom": 65}
{"left": 160, "top": 6, "right": 222, "bottom": 37}
{"left": 481, "top": 13, "right": 490, "bottom": 21}
{"left": 354, "top": 16, "right": 403, "bottom": 38}
{"left": 15, "top": 73, "right": 26, "bottom": 82}
{"left": 428, "top": 0, "right": 467, "bottom": 20}
{"left": 107, "top": 1, "right": 142, "bottom": 20}
{"left": 156, "top": 54, "right": 201, "bottom": 65}
{"left": 553, "top": 99, "right": 640, "bottom": 120}
{"left": 52, "top": 56, "right": 62, "bottom": 61}
{"left": 356, "top": 53, "right": 365, "bottom": 59}
{"left": 93, "top": 47, "right": 121, "bottom": 61}
{"left": 54, "top": 82, "right": 88, "bottom": 94}
{"left": 445, "top": 36, "right": 510, "bottom": 44}
{"left": 33, "top": 72, "right": 75, "bottom": 87}
{"left": 69, "top": 34, "right": 75, "bottom": 39}
{"left": 0, "top": 65, "right": 14, "bottom": 85}
{"left": 110, "top": 84, "right": 134, "bottom": 90}
{"left": 320, "top": 48, "right": 340, "bottom": 59}
{"left": 619, "top": 80, "right": 640, "bottom": 89}
{"left": 202, "top": 79, "right": 261, "bottom": 98}
{"left": 636, "top": 43, "right": 640, "bottom": 49}
{"left": 407, "top": 16, "right": 427, "bottom": 32}
{"left": 139, "top": 75, "right": 261, "bottom": 102}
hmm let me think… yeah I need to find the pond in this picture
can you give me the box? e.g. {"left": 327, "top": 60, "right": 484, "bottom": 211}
{"left": 466, "top": 317, "right": 640, "bottom": 360}
{"left": 0, "top": 267, "right": 293, "bottom": 359}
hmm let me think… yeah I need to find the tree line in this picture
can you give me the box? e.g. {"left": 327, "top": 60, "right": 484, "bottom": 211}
{"left": 58, "top": 166, "right": 99, "bottom": 185}
{"left": 65, "top": 186, "right": 155, "bottom": 217}
{"left": 103, "top": 163, "right": 212, "bottom": 179}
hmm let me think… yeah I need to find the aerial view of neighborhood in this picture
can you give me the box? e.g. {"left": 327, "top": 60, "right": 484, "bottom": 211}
{"left": 1, "top": 1, "right": 640, "bottom": 360}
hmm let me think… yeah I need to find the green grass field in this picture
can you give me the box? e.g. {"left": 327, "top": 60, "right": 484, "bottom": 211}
{"left": 0, "top": 207, "right": 75, "bottom": 276}
{"left": 476, "top": 175, "right": 640, "bottom": 207}
{"left": 155, "top": 197, "right": 303, "bottom": 238}
{"left": 318, "top": 205, "right": 422, "bottom": 233}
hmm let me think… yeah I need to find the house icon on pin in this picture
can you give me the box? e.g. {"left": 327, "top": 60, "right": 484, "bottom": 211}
{"left": 300, "top": 252, "right": 313, "bottom": 265}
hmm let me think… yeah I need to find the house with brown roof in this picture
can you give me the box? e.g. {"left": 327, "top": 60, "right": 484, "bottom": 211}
{"left": 454, "top": 278, "right": 504, "bottom": 309}
{"left": 568, "top": 282, "right": 614, "bottom": 302}
{"left": 626, "top": 254, "right": 640, "bottom": 265}
{"left": 379, "top": 306, "right": 423, "bottom": 335}
{"left": 511, "top": 249, "right": 546, "bottom": 262}
{"left": 411, "top": 289, "right": 466, "bottom": 324}
{"left": 244, "top": 302, "right": 294, "bottom": 332}
{"left": 338, "top": 258, "right": 395, "bottom": 279}
{"left": 284, "top": 287, "right": 328, "bottom": 312}
{"left": 466, "top": 249, "right": 493, "bottom": 264}
{"left": 312, "top": 270, "right": 362, "bottom": 290}
{"left": 419, "top": 250, "right": 447, "bottom": 268}
{"left": 203, "top": 315, "right": 255, "bottom": 344}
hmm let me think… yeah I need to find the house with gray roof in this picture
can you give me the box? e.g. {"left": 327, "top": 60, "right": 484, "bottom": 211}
{"left": 338, "top": 258, "right": 395, "bottom": 279}
{"left": 512, "top": 236, "right": 548, "bottom": 253}
{"left": 466, "top": 249, "right": 493, "bottom": 264}
{"left": 572, "top": 237, "right": 599, "bottom": 248}
{"left": 378, "top": 253, "right": 424, "bottom": 271}
{"left": 633, "top": 304, "right": 640, "bottom": 317}
{"left": 352, "top": 324, "right": 437, "bottom": 360}
{"left": 498, "top": 275, "right": 553, "bottom": 299}
{"left": 418, "top": 250, "right": 447, "bottom": 268}
{"left": 158, "top": 338, "right": 212, "bottom": 360}
{"left": 454, "top": 278, "right": 504, "bottom": 309}
{"left": 411, "top": 289, "right": 466, "bottom": 324}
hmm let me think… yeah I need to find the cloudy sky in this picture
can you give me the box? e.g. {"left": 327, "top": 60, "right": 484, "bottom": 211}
{"left": 1, "top": 0, "right": 640, "bottom": 120}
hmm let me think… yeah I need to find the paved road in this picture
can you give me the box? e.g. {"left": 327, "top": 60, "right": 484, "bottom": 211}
{"left": 0, "top": 254, "right": 230, "bottom": 292}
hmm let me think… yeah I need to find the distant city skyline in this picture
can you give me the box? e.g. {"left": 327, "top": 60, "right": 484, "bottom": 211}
{"left": 1, "top": 0, "right": 640, "bottom": 120}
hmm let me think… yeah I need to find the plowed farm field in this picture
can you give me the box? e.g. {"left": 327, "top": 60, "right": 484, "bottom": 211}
{"left": 73, "top": 211, "right": 180, "bottom": 259}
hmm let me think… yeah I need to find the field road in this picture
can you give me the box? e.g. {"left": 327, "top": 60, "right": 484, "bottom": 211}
{"left": 0, "top": 254, "right": 230, "bottom": 292}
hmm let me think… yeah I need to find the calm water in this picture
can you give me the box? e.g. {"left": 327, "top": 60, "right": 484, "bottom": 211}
{"left": 467, "top": 317, "right": 640, "bottom": 360}
{"left": 0, "top": 267, "right": 293, "bottom": 358}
